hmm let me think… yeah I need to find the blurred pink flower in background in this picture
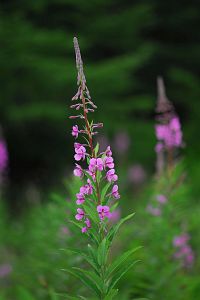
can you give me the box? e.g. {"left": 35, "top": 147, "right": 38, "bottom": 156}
{"left": 109, "top": 209, "right": 121, "bottom": 223}
{"left": 128, "top": 164, "right": 146, "bottom": 185}
{"left": 147, "top": 205, "right": 161, "bottom": 216}
{"left": 147, "top": 194, "right": 167, "bottom": 216}
{"left": 173, "top": 233, "right": 194, "bottom": 268}
{"left": 61, "top": 226, "right": 69, "bottom": 234}
{"left": 155, "top": 116, "right": 183, "bottom": 150}
{"left": 156, "top": 194, "right": 167, "bottom": 204}
{"left": 113, "top": 131, "right": 130, "bottom": 155}
{"left": 61, "top": 226, "right": 70, "bottom": 235}
{"left": 0, "top": 264, "right": 12, "bottom": 278}
{"left": 173, "top": 233, "right": 190, "bottom": 247}
{"left": 0, "top": 140, "right": 8, "bottom": 174}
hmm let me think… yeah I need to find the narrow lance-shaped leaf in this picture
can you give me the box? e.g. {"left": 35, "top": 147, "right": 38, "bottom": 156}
{"left": 62, "top": 268, "right": 101, "bottom": 298}
{"left": 109, "top": 260, "right": 140, "bottom": 291}
{"left": 106, "top": 246, "right": 142, "bottom": 279}
{"left": 107, "top": 212, "right": 135, "bottom": 243}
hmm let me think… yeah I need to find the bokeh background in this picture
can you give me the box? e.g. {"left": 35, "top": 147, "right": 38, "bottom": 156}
{"left": 0, "top": 0, "right": 200, "bottom": 299}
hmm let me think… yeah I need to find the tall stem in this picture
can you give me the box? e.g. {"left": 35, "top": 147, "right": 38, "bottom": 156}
{"left": 81, "top": 88, "right": 101, "bottom": 205}
{"left": 82, "top": 92, "right": 94, "bottom": 157}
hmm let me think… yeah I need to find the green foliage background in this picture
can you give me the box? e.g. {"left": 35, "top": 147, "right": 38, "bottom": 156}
{"left": 0, "top": 2, "right": 200, "bottom": 299}
{"left": 1, "top": 0, "right": 200, "bottom": 205}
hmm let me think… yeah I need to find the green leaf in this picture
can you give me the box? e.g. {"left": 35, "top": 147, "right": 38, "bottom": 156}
{"left": 86, "top": 156, "right": 90, "bottom": 165}
{"left": 69, "top": 220, "right": 83, "bottom": 230}
{"left": 83, "top": 171, "right": 95, "bottom": 186}
{"left": 49, "top": 288, "right": 60, "bottom": 300}
{"left": 83, "top": 204, "right": 99, "bottom": 224}
{"left": 96, "top": 170, "right": 102, "bottom": 183}
{"left": 106, "top": 246, "right": 141, "bottom": 279}
{"left": 107, "top": 212, "right": 135, "bottom": 243}
{"left": 104, "top": 289, "right": 119, "bottom": 300}
{"left": 87, "top": 243, "right": 98, "bottom": 265}
{"left": 110, "top": 202, "right": 119, "bottom": 212}
{"left": 97, "top": 238, "right": 110, "bottom": 266}
{"left": 88, "top": 228, "right": 100, "bottom": 246}
{"left": 109, "top": 260, "right": 140, "bottom": 290}
{"left": 61, "top": 247, "right": 99, "bottom": 272}
{"left": 16, "top": 287, "right": 36, "bottom": 300}
{"left": 94, "top": 143, "right": 99, "bottom": 156}
{"left": 62, "top": 268, "right": 101, "bottom": 298}
{"left": 72, "top": 267, "right": 104, "bottom": 291}
{"left": 101, "top": 182, "right": 112, "bottom": 205}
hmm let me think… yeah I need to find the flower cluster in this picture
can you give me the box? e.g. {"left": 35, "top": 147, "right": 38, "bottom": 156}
{"left": 155, "top": 77, "right": 183, "bottom": 175}
{"left": 70, "top": 38, "right": 120, "bottom": 233}
{"left": 155, "top": 116, "right": 183, "bottom": 151}
{"left": 147, "top": 194, "right": 167, "bottom": 217}
{"left": 173, "top": 233, "right": 194, "bottom": 268}
{"left": 73, "top": 144, "right": 120, "bottom": 233}
{"left": 155, "top": 77, "right": 183, "bottom": 153}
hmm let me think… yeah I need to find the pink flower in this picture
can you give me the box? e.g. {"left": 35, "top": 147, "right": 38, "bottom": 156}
{"left": 74, "top": 145, "right": 86, "bottom": 161}
{"left": 86, "top": 179, "right": 93, "bottom": 194}
{"left": 89, "top": 158, "right": 104, "bottom": 172}
{"left": 75, "top": 208, "right": 85, "bottom": 220}
{"left": 147, "top": 205, "right": 161, "bottom": 216}
{"left": 96, "top": 158, "right": 104, "bottom": 171}
{"left": 106, "top": 169, "right": 118, "bottom": 182}
{"left": 169, "top": 117, "right": 182, "bottom": 147}
{"left": 88, "top": 158, "right": 96, "bottom": 172}
{"left": 81, "top": 218, "right": 91, "bottom": 233}
{"left": 173, "top": 234, "right": 189, "bottom": 247}
{"left": 87, "top": 170, "right": 96, "bottom": 181}
{"left": 80, "top": 179, "right": 93, "bottom": 195}
{"left": 82, "top": 227, "right": 87, "bottom": 233}
{"left": 105, "top": 146, "right": 112, "bottom": 157}
{"left": 170, "top": 116, "right": 181, "bottom": 131}
{"left": 76, "top": 193, "right": 85, "bottom": 205}
{"left": 185, "top": 252, "right": 194, "bottom": 267}
{"left": 155, "top": 124, "right": 167, "bottom": 141}
{"left": 85, "top": 218, "right": 91, "bottom": 228}
{"left": 109, "top": 209, "right": 121, "bottom": 223}
{"left": 72, "top": 125, "right": 79, "bottom": 138}
{"left": 0, "top": 140, "right": 8, "bottom": 173}
{"left": 111, "top": 184, "right": 120, "bottom": 199}
{"left": 173, "top": 234, "right": 194, "bottom": 268}
{"left": 97, "top": 205, "right": 111, "bottom": 220}
{"left": 74, "top": 142, "right": 82, "bottom": 150}
{"left": 73, "top": 164, "right": 83, "bottom": 177}
{"left": 155, "top": 116, "right": 182, "bottom": 149}
{"left": 156, "top": 194, "right": 167, "bottom": 204}
{"left": 104, "top": 156, "right": 114, "bottom": 169}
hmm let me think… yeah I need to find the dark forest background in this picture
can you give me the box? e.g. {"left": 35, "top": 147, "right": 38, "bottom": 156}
{"left": 1, "top": 0, "right": 200, "bottom": 210}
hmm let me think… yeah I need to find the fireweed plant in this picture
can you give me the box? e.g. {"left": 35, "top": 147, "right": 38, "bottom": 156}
{"left": 155, "top": 77, "right": 183, "bottom": 175}
{"left": 147, "top": 77, "right": 194, "bottom": 269}
{"left": 65, "top": 38, "right": 140, "bottom": 299}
